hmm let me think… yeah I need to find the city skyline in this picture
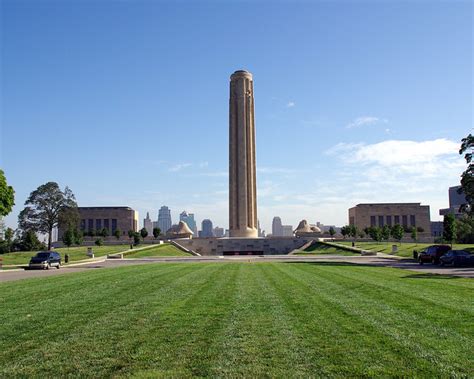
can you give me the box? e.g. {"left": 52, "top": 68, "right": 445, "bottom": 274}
{"left": 1, "top": 1, "right": 471, "bottom": 233}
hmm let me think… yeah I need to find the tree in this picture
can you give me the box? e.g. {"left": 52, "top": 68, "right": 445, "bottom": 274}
{"left": 0, "top": 169, "right": 15, "bottom": 217}
{"left": 381, "top": 225, "right": 391, "bottom": 241}
{"left": 95, "top": 238, "right": 103, "bottom": 246}
{"left": 128, "top": 230, "right": 135, "bottom": 239}
{"left": 410, "top": 227, "right": 418, "bottom": 244}
{"left": 340, "top": 225, "right": 349, "bottom": 239}
{"left": 459, "top": 133, "right": 474, "bottom": 214}
{"left": 349, "top": 225, "right": 358, "bottom": 241}
{"left": 62, "top": 228, "right": 75, "bottom": 248}
{"left": 455, "top": 215, "right": 474, "bottom": 243}
{"left": 114, "top": 229, "right": 121, "bottom": 240}
{"left": 133, "top": 232, "right": 140, "bottom": 246}
{"left": 1, "top": 227, "right": 15, "bottom": 253}
{"left": 391, "top": 224, "right": 404, "bottom": 245}
{"left": 17, "top": 230, "right": 45, "bottom": 251}
{"left": 100, "top": 228, "right": 109, "bottom": 238}
{"left": 140, "top": 227, "right": 148, "bottom": 240}
{"left": 443, "top": 214, "right": 456, "bottom": 247}
{"left": 74, "top": 229, "right": 83, "bottom": 245}
{"left": 368, "top": 226, "right": 382, "bottom": 243}
{"left": 328, "top": 226, "right": 335, "bottom": 238}
{"left": 18, "top": 182, "right": 77, "bottom": 250}
{"left": 153, "top": 227, "right": 161, "bottom": 239}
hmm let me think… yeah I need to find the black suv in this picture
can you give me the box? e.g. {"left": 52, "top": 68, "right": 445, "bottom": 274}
{"left": 417, "top": 245, "right": 451, "bottom": 265}
{"left": 28, "top": 251, "right": 61, "bottom": 270}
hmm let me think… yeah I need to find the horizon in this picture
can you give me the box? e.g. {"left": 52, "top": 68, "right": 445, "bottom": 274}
{"left": 1, "top": 1, "right": 472, "bottom": 233}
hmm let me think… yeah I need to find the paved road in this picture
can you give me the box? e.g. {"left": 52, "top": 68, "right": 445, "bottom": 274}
{"left": 1, "top": 255, "right": 473, "bottom": 283}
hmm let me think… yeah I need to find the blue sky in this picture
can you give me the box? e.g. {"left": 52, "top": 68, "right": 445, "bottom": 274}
{"left": 1, "top": 0, "right": 472, "bottom": 233}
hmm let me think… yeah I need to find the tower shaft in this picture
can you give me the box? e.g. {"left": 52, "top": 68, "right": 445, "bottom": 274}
{"left": 229, "top": 70, "right": 258, "bottom": 238}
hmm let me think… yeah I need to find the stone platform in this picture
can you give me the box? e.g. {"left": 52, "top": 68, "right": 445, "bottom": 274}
{"left": 172, "top": 237, "right": 316, "bottom": 256}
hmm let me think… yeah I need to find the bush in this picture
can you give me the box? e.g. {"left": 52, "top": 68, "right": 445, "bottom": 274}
{"left": 95, "top": 238, "right": 103, "bottom": 246}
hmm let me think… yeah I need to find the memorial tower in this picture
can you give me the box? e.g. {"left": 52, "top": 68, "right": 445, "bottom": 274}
{"left": 229, "top": 70, "right": 258, "bottom": 238}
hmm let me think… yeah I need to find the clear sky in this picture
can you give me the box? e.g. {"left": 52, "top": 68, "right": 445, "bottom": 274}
{"left": 1, "top": 0, "right": 472, "bottom": 233}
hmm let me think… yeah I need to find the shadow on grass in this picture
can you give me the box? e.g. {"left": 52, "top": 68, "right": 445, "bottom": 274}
{"left": 282, "top": 261, "right": 374, "bottom": 268}
{"left": 304, "top": 242, "right": 357, "bottom": 255}
{"left": 305, "top": 243, "right": 335, "bottom": 252}
{"left": 402, "top": 272, "right": 461, "bottom": 280}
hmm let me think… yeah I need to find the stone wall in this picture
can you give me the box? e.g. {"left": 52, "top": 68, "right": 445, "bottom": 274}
{"left": 173, "top": 237, "right": 315, "bottom": 256}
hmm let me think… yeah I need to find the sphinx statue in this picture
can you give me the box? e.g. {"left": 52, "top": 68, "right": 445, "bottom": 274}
{"left": 166, "top": 221, "right": 194, "bottom": 239}
{"left": 294, "top": 219, "right": 322, "bottom": 237}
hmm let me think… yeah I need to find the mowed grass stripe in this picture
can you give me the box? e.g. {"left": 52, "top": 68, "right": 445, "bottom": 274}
{"left": 315, "top": 263, "right": 474, "bottom": 319}
{"left": 279, "top": 263, "right": 473, "bottom": 376}
{"left": 212, "top": 264, "right": 326, "bottom": 377}
{"left": 122, "top": 264, "right": 242, "bottom": 377}
{"left": 265, "top": 263, "right": 418, "bottom": 377}
{"left": 0, "top": 264, "right": 214, "bottom": 376}
{"left": 307, "top": 263, "right": 474, "bottom": 336}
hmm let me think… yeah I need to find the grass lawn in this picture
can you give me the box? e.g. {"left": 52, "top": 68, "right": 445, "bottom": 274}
{"left": 0, "top": 245, "right": 134, "bottom": 266}
{"left": 295, "top": 242, "right": 358, "bottom": 256}
{"left": 125, "top": 243, "right": 192, "bottom": 258}
{"left": 337, "top": 241, "right": 474, "bottom": 258}
{"left": 1, "top": 263, "right": 472, "bottom": 377}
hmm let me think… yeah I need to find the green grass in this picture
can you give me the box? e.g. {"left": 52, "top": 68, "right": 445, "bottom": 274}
{"left": 295, "top": 242, "right": 358, "bottom": 256}
{"left": 337, "top": 241, "right": 474, "bottom": 257}
{"left": 125, "top": 243, "right": 192, "bottom": 258}
{"left": 1, "top": 262, "right": 472, "bottom": 377}
{"left": 1, "top": 245, "right": 133, "bottom": 266}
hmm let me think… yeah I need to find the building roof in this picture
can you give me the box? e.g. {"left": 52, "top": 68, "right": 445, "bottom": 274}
{"left": 78, "top": 206, "right": 134, "bottom": 211}
{"left": 353, "top": 203, "right": 422, "bottom": 207}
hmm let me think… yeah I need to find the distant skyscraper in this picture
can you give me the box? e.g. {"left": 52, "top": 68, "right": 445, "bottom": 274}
{"left": 157, "top": 206, "right": 172, "bottom": 234}
{"left": 143, "top": 212, "right": 153, "bottom": 235}
{"left": 282, "top": 225, "right": 294, "bottom": 237}
{"left": 180, "top": 211, "right": 198, "bottom": 236}
{"left": 258, "top": 220, "right": 264, "bottom": 237}
{"left": 213, "top": 226, "right": 224, "bottom": 238}
{"left": 272, "top": 216, "right": 283, "bottom": 237}
{"left": 200, "top": 219, "right": 214, "bottom": 238}
{"left": 439, "top": 185, "right": 467, "bottom": 219}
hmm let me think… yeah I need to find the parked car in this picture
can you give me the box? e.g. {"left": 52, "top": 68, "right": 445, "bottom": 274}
{"left": 28, "top": 251, "right": 61, "bottom": 270}
{"left": 439, "top": 250, "right": 474, "bottom": 267}
{"left": 417, "top": 245, "right": 451, "bottom": 265}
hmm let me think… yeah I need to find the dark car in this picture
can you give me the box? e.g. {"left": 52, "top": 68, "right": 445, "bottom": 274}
{"left": 28, "top": 251, "right": 61, "bottom": 270}
{"left": 417, "top": 245, "right": 451, "bottom": 265}
{"left": 439, "top": 250, "right": 474, "bottom": 267}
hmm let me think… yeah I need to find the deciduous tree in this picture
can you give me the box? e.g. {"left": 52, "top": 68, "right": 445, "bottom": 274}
{"left": 140, "top": 227, "right": 148, "bottom": 240}
{"left": 381, "top": 225, "right": 391, "bottom": 241}
{"left": 18, "top": 182, "right": 77, "bottom": 250}
{"left": 459, "top": 134, "right": 474, "bottom": 214}
{"left": 153, "top": 227, "right": 161, "bottom": 239}
{"left": 443, "top": 214, "right": 456, "bottom": 247}
{"left": 341, "top": 226, "right": 349, "bottom": 239}
{"left": 411, "top": 227, "right": 418, "bottom": 244}
{"left": 0, "top": 169, "right": 15, "bottom": 217}
{"left": 368, "top": 226, "right": 382, "bottom": 243}
{"left": 329, "top": 227, "right": 335, "bottom": 238}
{"left": 391, "top": 224, "right": 404, "bottom": 245}
{"left": 62, "top": 228, "right": 75, "bottom": 248}
{"left": 133, "top": 232, "right": 140, "bottom": 246}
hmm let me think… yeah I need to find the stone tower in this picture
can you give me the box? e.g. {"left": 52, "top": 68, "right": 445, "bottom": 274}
{"left": 229, "top": 70, "right": 258, "bottom": 238}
